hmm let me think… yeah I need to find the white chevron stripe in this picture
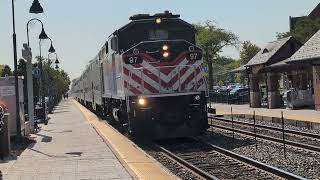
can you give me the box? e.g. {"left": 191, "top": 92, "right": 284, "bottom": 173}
{"left": 123, "top": 60, "right": 206, "bottom": 95}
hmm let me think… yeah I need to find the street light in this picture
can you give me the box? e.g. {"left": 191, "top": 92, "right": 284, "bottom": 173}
{"left": 11, "top": 0, "right": 44, "bottom": 137}
{"left": 38, "top": 37, "right": 58, "bottom": 123}
{"left": 27, "top": 18, "right": 48, "bottom": 46}
{"left": 48, "top": 37, "right": 56, "bottom": 53}
{"left": 48, "top": 52, "right": 60, "bottom": 65}
{"left": 26, "top": 18, "right": 49, "bottom": 126}
{"left": 29, "top": 0, "right": 44, "bottom": 14}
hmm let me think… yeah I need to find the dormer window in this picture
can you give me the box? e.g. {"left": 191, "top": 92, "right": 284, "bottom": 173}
{"left": 262, "top": 48, "right": 269, "bottom": 54}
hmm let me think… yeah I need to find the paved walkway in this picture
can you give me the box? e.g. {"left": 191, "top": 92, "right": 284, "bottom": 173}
{"left": 211, "top": 103, "right": 320, "bottom": 123}
{"left": 1, "top": 100, "right": 132, "bottom": 180}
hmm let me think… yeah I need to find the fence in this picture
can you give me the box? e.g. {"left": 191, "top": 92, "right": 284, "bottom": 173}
{"left": 209, "top": 90, "right": 249, "bottom": 105}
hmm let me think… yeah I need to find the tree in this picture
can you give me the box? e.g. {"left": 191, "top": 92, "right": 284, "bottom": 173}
{"left": 1, "top": 65, "right": 12, "bottom": 77}
{"left": 277, "top": 17, "right": 320, "bottom": 43}
{"left": 195, "top": 21, "right": 239, "bottom": 90}
{"left": 239, "top": 41, "right": 260, "bottom": 65}
{"left": 0, "top": 65, "right": 4, "bottom": 74}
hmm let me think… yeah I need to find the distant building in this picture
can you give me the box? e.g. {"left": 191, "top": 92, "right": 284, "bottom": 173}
{"left": 290, "top": 3, "right": 320, "bottom": 31}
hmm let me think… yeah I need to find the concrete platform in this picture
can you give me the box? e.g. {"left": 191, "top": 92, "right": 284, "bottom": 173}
{"left": 73, "top": 100, "right": 176, "bottom": 180}
{"left": 1, "top": 100, "right": 132, "bottom": 180}
{"left": 210, "top": 103, "right": 320, "bottom": 130}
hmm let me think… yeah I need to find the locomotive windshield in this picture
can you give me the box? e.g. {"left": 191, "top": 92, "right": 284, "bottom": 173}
{"left": 118, "top": 19, "right": 195, "bottom": 52}
{"left": 148, "top": 29, "right": 168, "bottom": 40}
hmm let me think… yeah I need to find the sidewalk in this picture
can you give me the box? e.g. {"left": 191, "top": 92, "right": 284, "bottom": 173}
{"left": 1, "top": 100, "right": 132, "bottom": 180}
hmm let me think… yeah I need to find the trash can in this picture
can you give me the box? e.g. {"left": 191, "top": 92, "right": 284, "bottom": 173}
{"left": 0, "top": 114, "right": 11, "bottom": 157}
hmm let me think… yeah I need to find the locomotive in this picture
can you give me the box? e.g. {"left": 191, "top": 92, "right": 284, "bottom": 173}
{"left": 71, "top": 11, "right": 208, "bottom": 139}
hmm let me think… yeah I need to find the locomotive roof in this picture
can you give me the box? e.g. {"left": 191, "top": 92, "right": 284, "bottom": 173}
{"left": 111, "top": 11, "right": 195, "bottom": 37}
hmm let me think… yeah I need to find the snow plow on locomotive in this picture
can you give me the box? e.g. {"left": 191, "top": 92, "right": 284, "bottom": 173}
{"left": 71, "top": 11, "right": 208, "bottom": 139}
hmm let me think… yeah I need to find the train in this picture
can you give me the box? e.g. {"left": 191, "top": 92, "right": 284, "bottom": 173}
{"left": 71, "top": 11, "right": 208, "bottom": 139}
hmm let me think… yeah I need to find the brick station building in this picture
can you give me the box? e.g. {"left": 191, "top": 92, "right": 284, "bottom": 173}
{"left": 285, "top": 30, "right": 320, "bottom": 110}
{"left": 244, "top": 37, "right": 302, "bottom": 108}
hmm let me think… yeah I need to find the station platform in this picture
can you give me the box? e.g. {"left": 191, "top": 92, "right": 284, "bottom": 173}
{"left": 210, "top": 103, "right": 320, "bottom": 130}
{"left": 1, "top": 99, "right": 175, "bottom": 180}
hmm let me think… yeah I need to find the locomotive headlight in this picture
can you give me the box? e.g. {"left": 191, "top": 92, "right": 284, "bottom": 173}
{"left": 195, "top": 95, "right": 201, "bottom": 101}
{"left": 163, "top": 52, "right": 169, "bottom": 58}
{"left": 155, "top": 18, "right": 162, "bottom": 24}
{"left": 138, "top": 98, "right": 145, "bottom": 106}
{"left": 162, "top": 45, "right": 169, "bottom": 51}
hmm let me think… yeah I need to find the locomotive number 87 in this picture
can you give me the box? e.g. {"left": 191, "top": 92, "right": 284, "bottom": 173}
{"left": 71, "top": 11, "right": 208, "bottom": 139}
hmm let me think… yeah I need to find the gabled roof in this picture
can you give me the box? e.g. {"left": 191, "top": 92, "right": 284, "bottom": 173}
{"left": 230, "top": 65, "right": 246, "bottom": 73}
{"left": 245, "top": 37, "right": 292, "bottom": 67}
{"left": 287, "top": 30, "right": 320, "bottom": 63}
{"left": 309, "top": 3, "right": 320, "bottom": 18}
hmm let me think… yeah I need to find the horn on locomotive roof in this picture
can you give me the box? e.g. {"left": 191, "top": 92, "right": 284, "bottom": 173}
{"left": 129, "top": 11, "right": 180, "bottom": 20}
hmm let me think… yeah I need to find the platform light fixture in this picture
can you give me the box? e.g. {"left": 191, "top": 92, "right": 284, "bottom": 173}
{"left": 39, "top": 28, "right": 48, "bottom": 39}
{"left": 29, "top": 0, "right": 44, "bottom": 14}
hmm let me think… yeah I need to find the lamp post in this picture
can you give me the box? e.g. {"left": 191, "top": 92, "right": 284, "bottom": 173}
{"left": 26, "top": 18, "right": 48, "bottom": 127}
{"left": 11, "top": 0, "right": 44, "bottom": 137}
{"left": 39, "top": 38, "right": 57, "bottom": 123}
{"left": 46, "top": 52, "right": 60, "bottom": 111}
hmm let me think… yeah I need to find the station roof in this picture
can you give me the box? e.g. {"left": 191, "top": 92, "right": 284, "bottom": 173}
{"left": 286, "top": 30, "right": 320, "bottom": 64}
{"left": 245, "top": 37, "right": 292, "bottom": 67}
{"left": 230, "top": 65, "right": 246, "bottom": 73}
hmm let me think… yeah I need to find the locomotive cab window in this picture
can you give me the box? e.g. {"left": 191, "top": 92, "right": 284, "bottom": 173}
{"left": 148, "top": 29, "right": 168, "bottom": 40}
{"left": 111, "top": 36, "right": 118, "bottom": 52}
{"left": 118, "top": 19, "right": 195, "bottom": 52}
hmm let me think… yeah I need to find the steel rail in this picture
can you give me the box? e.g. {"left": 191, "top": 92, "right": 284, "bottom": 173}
{"left": 209, "top": 116, "right": 320, "bottom": 139}
{"left": 210, "top": 124, "right": 320, "bottom": 152}
{"left": 195, "top": 138, "right": 307, "bottom": 180}
{"left": 156, "top": 144, "right": 218, "bottom": 180}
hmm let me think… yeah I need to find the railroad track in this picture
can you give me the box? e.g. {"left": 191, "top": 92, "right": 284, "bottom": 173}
{"left": 156, "top": 138, "right": 305, "bottom": 180}
{"left": 209, "top": 116, "right": 320, "bottom": 152}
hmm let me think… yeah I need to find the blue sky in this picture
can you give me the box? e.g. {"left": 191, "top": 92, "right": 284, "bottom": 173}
{"left": 0, "top": 0, "right": 319, "bottom": 79}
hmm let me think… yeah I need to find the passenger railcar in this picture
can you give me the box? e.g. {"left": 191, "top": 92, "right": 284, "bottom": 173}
{"left": 71, "top": 11, "right": 208, "bottom": 139}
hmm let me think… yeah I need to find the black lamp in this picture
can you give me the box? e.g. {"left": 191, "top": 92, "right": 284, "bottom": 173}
{"left": 54, "top": 58, "right": 60, "bottom": 64}
{"left": 29, "top": 0, "right": 44, "bottom": 14}
{"left": 39, "top": 28, "right": 48, "bottom": 39}
{"left": 49, "top": 43, "right": 55, "bottom": 53}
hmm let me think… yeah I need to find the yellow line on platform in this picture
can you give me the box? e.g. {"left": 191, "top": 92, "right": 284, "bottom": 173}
{"left": 73, "top": 100, "right": 177, "bottom": 180}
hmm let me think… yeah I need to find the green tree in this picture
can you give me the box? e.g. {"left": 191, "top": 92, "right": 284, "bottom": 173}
{"left": 42, "top": 59, "right": 71, "bottom": 106}
{"left": 277, "top": 17, "right": 320, "bottom": 43}
{"left": 1, "top": 65, "right": 12, "bottom": 77}
{"left": 0, "top": 65, "right": 4, "bottom": 74}
{"left": 195, "top": 21, "right": 239, "bottom": 90}
{"left": 239, "top": 41, "right": 260, "bottom": 65}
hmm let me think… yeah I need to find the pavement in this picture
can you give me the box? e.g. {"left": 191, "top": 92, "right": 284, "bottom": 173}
{"left": 0, "top": 99, "right": 132, "bottom": 180}
{"left": 211, "top": 103, "right": 320, "bottom": 123}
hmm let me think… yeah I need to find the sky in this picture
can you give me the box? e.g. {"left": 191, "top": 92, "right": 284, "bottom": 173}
{"left": 0, "top": 0, "right": 319, "bottom": 80}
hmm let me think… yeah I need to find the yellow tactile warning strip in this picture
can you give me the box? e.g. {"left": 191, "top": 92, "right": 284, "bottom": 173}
{"left": 73, "top": 100, "right": 177, "bottom": 180}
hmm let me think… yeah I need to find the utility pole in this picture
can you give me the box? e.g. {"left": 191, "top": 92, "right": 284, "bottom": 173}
{"left": 11, "top": 0, "right": 21, "bottom": 137}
